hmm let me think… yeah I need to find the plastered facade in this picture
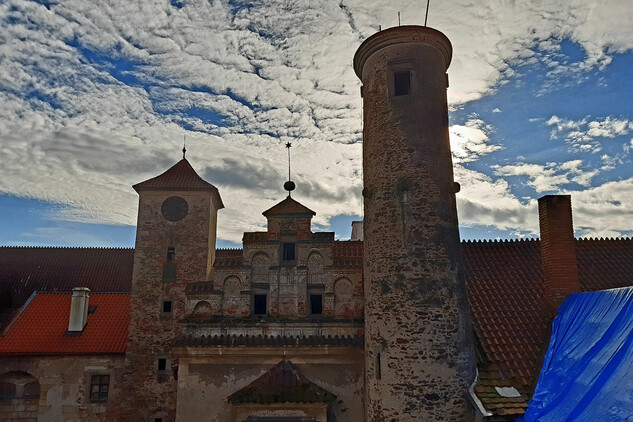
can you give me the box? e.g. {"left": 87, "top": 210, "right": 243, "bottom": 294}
{"left": 0, "top": 355, "right": 124, "bottom": 422}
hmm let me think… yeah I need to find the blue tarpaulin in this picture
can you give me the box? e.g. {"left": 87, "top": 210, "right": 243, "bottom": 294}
{"left": 520, "top": 287, "right": 633, "bottom": 422}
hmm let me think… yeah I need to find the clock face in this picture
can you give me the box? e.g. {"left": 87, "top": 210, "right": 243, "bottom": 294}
{"left": 161, "top": 196, "right": 188, "bottom": 222}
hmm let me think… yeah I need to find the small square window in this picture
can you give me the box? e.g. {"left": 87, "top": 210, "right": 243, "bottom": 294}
{"left": 253, "top": 294, "right": 267, "bottom": 315}
{"left": 310, "top": 294, "right": 323, "bottom": 315}
{"left": 394, "top": 70, "right": 410, "bottom": 96}
{"left": 89, "top": 375, "right": 109, "bottom": 402}
{"left": 167, "top": 247, "right": 176, "bottom": 261}
{"left": 162, "top": 301, "right": 172, "bottom": 313}
{"left": 157, "top": 358, "right": 167, "bottom": 371}
{"left": 282, "top": 243, "right": 295, "bottom": 261}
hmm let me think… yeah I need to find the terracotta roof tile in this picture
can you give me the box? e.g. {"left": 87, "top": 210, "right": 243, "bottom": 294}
{"left": 0, "top": 292, "right": 129, "bottom": 355}
{"left": 0, "top": 247, "right": 133, "bottom": 330}
{"left": 228, "top": 360, "right": 336, "bottom": 404}
{"left": 262, "top": 196, "right": 315, "bottom": 217}
{"left": 463, "top": 236, "right": 633, "bottom": 409}
{"left": 133, "top": 159, "right": 224, "bottom": 204}
{"left": 213, "top": 248, "right": 243, "bottom": 269}
{"left": 331, "top": 240, "right": 363, "bottom": 268}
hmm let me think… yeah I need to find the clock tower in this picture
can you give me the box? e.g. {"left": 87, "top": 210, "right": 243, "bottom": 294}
{"left": 121, "top": 157, "right": 223, "bottom": 422}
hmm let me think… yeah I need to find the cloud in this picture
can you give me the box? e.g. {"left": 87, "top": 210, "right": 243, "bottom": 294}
{"left": 1, "top": 0, "right": 633, "bottom": 245}
{"left": 450, "top": 118, "right": 501, "bottom": 163}
{"left": 546, "top": 115, "right": 633, "bottom": 153}
{"left": 493, "top": 160, "right": 598, "bottom": 192}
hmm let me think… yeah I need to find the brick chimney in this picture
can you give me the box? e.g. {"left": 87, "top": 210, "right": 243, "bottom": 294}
{"left": 68, "top": 287, "right": 90, "bottom": 332}
{"left": 538, "top": 195, "right": 580, "bottom": 310}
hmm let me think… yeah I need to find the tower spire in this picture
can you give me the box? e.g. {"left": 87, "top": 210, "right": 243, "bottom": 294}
{"left": 283, "top": 142, "right": 296, "bottom": 196}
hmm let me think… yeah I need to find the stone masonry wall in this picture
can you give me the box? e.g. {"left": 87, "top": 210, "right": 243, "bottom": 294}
{"left": 122, "top": 190, "right": 218, "bottom": 422}
{"left": 356, "top": 27, "right": 475, "bottom": 421}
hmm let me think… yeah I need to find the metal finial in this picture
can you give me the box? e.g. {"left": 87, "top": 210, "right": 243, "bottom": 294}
{"left": 182, "top": 136, "right": 187, "bottom": 159}
{"left": 398, "top": 11, "right": 401, "bottom": 26}
{"left": 284, "top": 142, "right": 295, "bottom": 195}
{"left": 424, "top": 0, "right": 430, "bottom": 26}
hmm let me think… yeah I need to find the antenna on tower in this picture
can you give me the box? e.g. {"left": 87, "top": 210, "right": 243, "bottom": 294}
{"left": 182, "top": 135, "right": 187, "bottom": 159}
{"left": 398, "top": 11, "right": 401, "bottom": 26}
{"left": 283, "top": 142, "right": 296, "bottom": 196}
{"left": 424, "top": 0, "right": 430, "bottom": 26}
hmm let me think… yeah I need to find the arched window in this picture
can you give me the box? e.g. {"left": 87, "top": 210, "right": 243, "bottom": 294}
{"left": 222, "top": 276, "right": 242, "bottom": 315}
{"left": 307, "top": 252, "right": 324, "bottom": 285}
{"left": 251, "top": 253, "right": 269, "bottom": 284}
{"left": 334, "top": 278, "right": 354, "bottom": 317}
{"left": 192, "top": 301, "right": 213, "bottom": 318}
{"left": 0, "top": 372, "right": 39, "bottom": 400}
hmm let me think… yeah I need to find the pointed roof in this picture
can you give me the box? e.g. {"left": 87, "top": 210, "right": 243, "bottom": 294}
{"left": 262, "top": 196, "right": 315, "bottom": 218}
{"left": 133, "top": 159, "right": 224, "bottom": 207}
{"left": 228, "top": 360, "right": 336, "bottom": 404}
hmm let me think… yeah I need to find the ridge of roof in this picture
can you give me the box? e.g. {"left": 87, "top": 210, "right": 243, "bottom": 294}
{"left": 228, "top": 360, "right": 336, "bottom": 404}
{"left": 133, "top": 159, "right": 224, "bottom": 205}
{"left": 262, "top": 195, "right": 316, "bottom": 217}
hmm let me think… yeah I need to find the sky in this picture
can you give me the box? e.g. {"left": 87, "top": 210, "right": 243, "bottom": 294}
{"left": 1, "top": 0, "right": 632, "bottom": 248}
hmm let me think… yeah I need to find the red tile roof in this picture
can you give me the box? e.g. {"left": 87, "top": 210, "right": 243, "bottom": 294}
{"left": 0, "top": 247, "right": 134, "bottom": 330}
{"left": 133, "top": 159, "right": 224, "bottom": 205}
{"left": 463, "top": 237, "right": 633, "bottom": 417}
{"left": 228, "top": 360, "right": 336, "bottom": 404}
{"left": 213, "top": 248, "right": 243, "bottom": 269}
{"left": 262, "top": 196, "right": 316, "bottom": 217}
{"left": 0, "top": 292, "right": 129, "bottom": 355}
{"left": 332, "top": 240, "right": 363, "bottom": 268}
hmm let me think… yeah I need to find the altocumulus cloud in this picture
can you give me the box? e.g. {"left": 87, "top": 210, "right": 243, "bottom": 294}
{"left": 1, "top": 0, "right": 633, "bottom": 243}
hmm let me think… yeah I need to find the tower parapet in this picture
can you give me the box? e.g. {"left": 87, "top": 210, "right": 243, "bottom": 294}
{"left": 354, "top": 26, "right": 475, "bottom": 421}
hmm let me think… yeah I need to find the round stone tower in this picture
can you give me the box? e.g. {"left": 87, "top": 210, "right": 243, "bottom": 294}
{"left": 354, "top": 26, "right": 475, "bottom": 420}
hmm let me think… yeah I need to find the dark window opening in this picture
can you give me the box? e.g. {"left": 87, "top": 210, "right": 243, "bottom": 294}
{"left": 167, "top": 247, "right": 176, "bottom": 261}
{"left": 89, "top": 375, "right": 109, "bottom": 401}
{"left": 394, "top": 71, "right": 410, "bottom": 96}
{"left": 23, "top": 381, "right": 40, "bottom": 398}
{"left": 282, "top": 243, "right": 296, "bottom": 261}
{"left": 0, "top": 382, "right": 15, "bottom": 399}
{"left": 162, "top": 301, "right": 172, "bottom": 313}
{"left": 155, "top": 419, "right": 163, "bottom": 422}
{"left": 88, "top": 305, "right": 98, "bottom": 314}
{"left": 158, "top": 358, "right": 167, "bottom": 371}
{"left": 376, "top": 352, "right": 381, "bottom": 380}
{"left": 253, "top": 294, "right": 267, "bottom": 315}
{"left": 310, "top": 294, "right": 323, "bottom": 315}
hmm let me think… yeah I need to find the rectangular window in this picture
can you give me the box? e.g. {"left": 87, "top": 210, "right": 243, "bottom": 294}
{"left": 394, "top": 70, "right": 410, "bottom": 96}
{"left": 162, "top": 301, "right": 172, "bottom": 313}
{"left": 310, "top": 294, "right": 323, "bottom": 315}
{"left": 158, "top": 358, "right": 167, "bottom": 371}
{"left": 253, "top": 294, "right": 267, "bottom": 315}
{"left": 167, "top": 247, "right": 176, "bottom": 261}
{"left": 282, "top": 243, "right": 296, "bottom": 261}
{"left": 89, "top": 375, "right": 109, "bottom": 401}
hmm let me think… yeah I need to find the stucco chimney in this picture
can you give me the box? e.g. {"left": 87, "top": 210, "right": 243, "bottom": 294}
{"left": 68, "top": 287, "right": 90, "bottom": 332}
{"left": 350, "top": 220, "right": 364, "bottom": 241}
{"left": 538, "top": 195, "right": 580, "bottom": 310}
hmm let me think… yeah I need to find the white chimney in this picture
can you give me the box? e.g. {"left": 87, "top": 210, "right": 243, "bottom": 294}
{"left": 351, "top": 220, "right": 364, "bottom": 241}
{"left": 68, "top": 287, "right": 90, "bottom": 332}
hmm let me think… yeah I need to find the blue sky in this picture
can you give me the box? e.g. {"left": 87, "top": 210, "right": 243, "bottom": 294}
{"left": 1, "top": 0, "right": 632, "bottom": 248}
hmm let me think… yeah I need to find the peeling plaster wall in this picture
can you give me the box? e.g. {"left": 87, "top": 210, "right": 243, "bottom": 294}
{"left": 174, "top": 350, "right": 364, "bottom": 422}
{"left": 0, "top": 355, "right": 125, "bottom": 422}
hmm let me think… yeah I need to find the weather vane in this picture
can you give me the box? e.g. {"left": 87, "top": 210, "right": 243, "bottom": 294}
{"left": 283, "top": 142, "right": 296, "bottom": 196}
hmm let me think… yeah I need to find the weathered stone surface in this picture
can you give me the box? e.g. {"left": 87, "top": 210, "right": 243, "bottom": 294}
{"left": 354, "top": 26, "right": 476, "bottom": 421}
